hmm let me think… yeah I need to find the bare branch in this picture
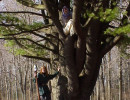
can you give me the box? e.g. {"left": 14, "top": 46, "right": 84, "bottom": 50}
{"left": 13, "top": 37, "right": 27, "bottom": 49}
{"left": 83, "top": 18, "right": 92, "bottom": 28}
{"left": 0, "top": 23, "right": 18, "bottom": 27}
{"left": 31, "top": 32, "right": 57, "bottom": 47}
{"left": 0, "top": 11, "right": 50, "bottom": 18}
{"left": 16, "top": 38, "right": 57, "bottom": 53}
{"left": 46, "top": 33, "right": 63, "bottom": 44}
{"left": 27, "top": 32, "right": 64, "bottom": 47}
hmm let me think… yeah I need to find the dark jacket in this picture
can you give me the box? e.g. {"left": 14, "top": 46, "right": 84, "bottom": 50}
{"left": 33, "top": 72, "right": 59, "bottom": 96}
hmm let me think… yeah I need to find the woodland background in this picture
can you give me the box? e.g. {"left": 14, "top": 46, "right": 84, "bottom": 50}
{"left": 0, "top": 0, "right": 130, "bottom": 100}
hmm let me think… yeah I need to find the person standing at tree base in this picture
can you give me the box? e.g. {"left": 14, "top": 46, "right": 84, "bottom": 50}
{"left": 34, "top": 65, "right": 60, "bottom": 100}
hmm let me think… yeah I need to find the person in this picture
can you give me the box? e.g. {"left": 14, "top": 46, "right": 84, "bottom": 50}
{"left": 62, "top": 6, "right": 74, "bottom": 36}
{"left": 61, "top": 6, "right": 72, "bottom": 27}
{"left": 34, "top": 65, "right": 60, "bottom": 100}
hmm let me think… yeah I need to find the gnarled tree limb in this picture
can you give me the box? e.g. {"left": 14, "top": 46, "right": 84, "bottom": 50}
{"left": 73, "top": 0, "right": 84, "bottom": 37}
{"left": 0, "top": 11, "right": 48, "bottom": 17}
{"left": 22, "top": 55, "right": 50, "bottom": 63}
{"left": 100, "top": 35, "right": 123, "bottom": 57}
{"left": 43, "top": 0, "right": 66, "bottom": 39}
{"left": 3, "top": 24, "right": 54, "bottom": 36}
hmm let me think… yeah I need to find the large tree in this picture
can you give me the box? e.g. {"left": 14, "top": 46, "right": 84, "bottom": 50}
{"left": 0, "top": 0, "right": 130, "bottom": 100}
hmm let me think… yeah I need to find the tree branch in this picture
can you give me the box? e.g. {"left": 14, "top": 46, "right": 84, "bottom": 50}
{"left": 16, "top": 0, "right": 45, "bottom": 10}
{"left": 22, "top": 55, "right": 50, "bottom": 63}
{"left": 46, "top": 33, "right": 64, "bottom": 46}
{"left": 83, "top": 17, "right": 92, "bottom": 28}
{"left": 13, "top": 37, "right": 40, "bottom": 56}
{"left": 0, "top": 23, "right": 63, "bottom": 51}
{"left": 3, "top": 24, "right": 54, "bottom": 36}
{"left": 0, "top": 37, "right": 57, "bottom": 54}
{"left": 31, "top": 32, "right": 57, "bottom": 48}
{"left": 17, "top": 38, "right": 57, "bottom": 53}
{"left": 43, "top": 0, "right": 66, "bottom": 39}
{"left": 0, "top": 23, "right": 17, "bottom": 27}
{"left": 1, "top": 24, "right": 62, "bottom": 51}
{"left": 100, "top": 35, "right": 123, "bottom": 57}
{"left": 102, "top": 0, "right": 109, "bottom": 9}
{"left": 73, "top": 0, "right": 84, "bottom": 37}
{"left": 126, "top": 3, "right": 130, "bottom": 16}
{"left": 13, "top": 37, "right": 27, "bottom": 49}
{"left": 0, "top": 11, "right": 50, "bottom": 18}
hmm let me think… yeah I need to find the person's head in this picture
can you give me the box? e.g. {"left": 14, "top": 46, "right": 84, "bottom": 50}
{"left": 40, "top": 65, "right": 48, "bottom": 75}
{"left": 62, "top": 6, "right": 69, "bottom": 15}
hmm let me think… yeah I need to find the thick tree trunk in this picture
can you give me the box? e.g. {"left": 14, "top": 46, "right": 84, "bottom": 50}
{"left": 52, "top": 38, "right": 102, "bottom": 100}
{"left": 41, "top": 1, "right": 115, "bottom": 99}
{"left": 51, "top": 19, "right": 103, "bottom": 100}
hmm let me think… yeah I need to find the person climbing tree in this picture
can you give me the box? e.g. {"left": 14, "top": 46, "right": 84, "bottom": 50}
{"left": 34, "top": 65, "right": 60, "bottom": 100}
{"left": 61, "top": 6, "right": 72, "bottom": 27}
{"left": 62, "top": 6, "right": 75, "bottom": 36}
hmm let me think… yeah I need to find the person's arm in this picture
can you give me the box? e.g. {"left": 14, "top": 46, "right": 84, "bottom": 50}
{"left": 48, "top": 67, "right": 60, "bottom": 79}
{"left": 63, "top": 19, "right": 73, "bottom": 35}
{"left": 48, "top": 71, "right": 59, "bottom": 79}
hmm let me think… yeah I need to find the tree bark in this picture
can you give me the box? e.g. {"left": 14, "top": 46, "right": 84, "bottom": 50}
{"left": 119, "top": 56, "right": 123, "bottom": 100}
{"left": 29, "top": 59, "right": 33, "bottom": 100}
{"left": 1, "top": 0, "right": 129, "bottom": 100}
{"left": 13, "top": 56, "right": 19, "bottom": 100}
{"left": 96, "top": 79, "right": 100, "bottom": 100}
{"left": 107, "top": 52, "right": 111, "bottom": 100}
{"left": 101, "top": 59, "right": 106, "bottom": 100}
